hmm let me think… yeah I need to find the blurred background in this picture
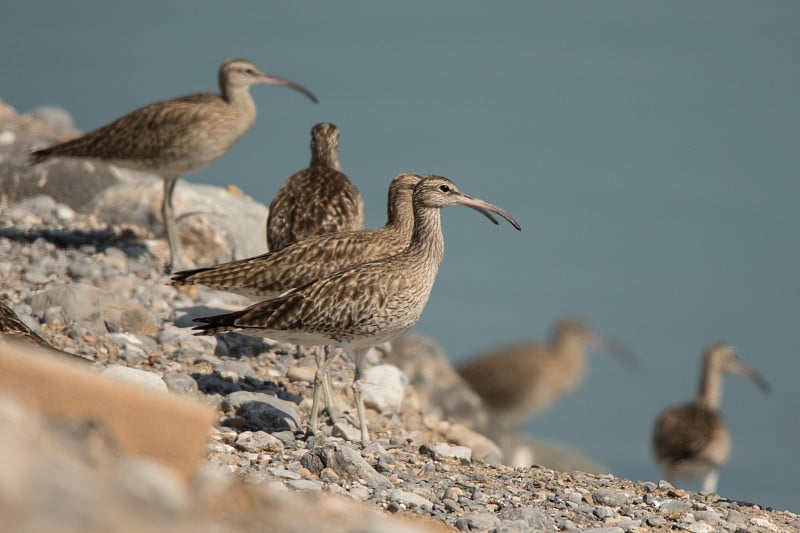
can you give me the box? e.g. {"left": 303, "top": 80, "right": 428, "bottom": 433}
{"left": 1, "top": 0, "right": 798, "bottom": 512}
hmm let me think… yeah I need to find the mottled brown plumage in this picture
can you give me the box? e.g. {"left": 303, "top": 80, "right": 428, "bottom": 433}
{"left": 30, "top": 59, "right": 317, "bottom": 271}
{"left": 172, "top": 173, "right": 426, "bottom": 298}
{"left": 267, "top": 122, "right": 364, "bottom": 251}
{"left": 458, "top": 319, "right": 635, "bottom": 433}
{"left": 193, "top": 176, "right": 521, "bottom": 443}
{"left": 652, "top": 344, "right": 769, "bottom": 493}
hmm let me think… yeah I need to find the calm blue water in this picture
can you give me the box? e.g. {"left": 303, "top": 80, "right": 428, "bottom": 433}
{"left": 2, "top": 1, "right": 798, "bottom": 512}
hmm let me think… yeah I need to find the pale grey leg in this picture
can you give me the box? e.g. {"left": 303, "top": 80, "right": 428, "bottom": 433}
{"left": 308, "top": 346, "right": 341, "bottom": 434}
{"left": 351, "top": 347, "right": 371, "bottom": 446}
{"left": 702, "top": 469, "right": 719, "bottom": 493}
{"left": 162, "top": 175, "right": 186, "bottom": 272}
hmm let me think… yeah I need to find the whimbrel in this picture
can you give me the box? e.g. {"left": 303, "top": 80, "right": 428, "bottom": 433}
{"left": 267, "top": 122, "right": 364, "bottom": 251}
{"left": 458, "top": 318, "right": 636, "bottom": 434}
{"left": 30, "top": 59, "right": 317, "bottom": 271}
{"left": 192, "top": 175, "right": 521, "bottom": 444}
{"left": 652, "top": 344, "right": 769, "bottom": 493}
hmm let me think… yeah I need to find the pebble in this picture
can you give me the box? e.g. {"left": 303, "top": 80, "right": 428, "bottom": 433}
{"left": 99, "top": 366, "right": 168, "bottom": 394}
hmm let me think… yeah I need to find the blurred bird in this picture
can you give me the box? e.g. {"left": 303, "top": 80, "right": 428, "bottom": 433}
{"left": 458, "top": 318, "right": 636, "bottom": 434}
{"left": 652, "top": 343, "right": 769, "bottom": 493}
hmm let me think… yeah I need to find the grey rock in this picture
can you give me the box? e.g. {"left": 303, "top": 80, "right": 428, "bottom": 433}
{"left": 286, "top": 479, "right": 322, "bottom": 492}
{"left": 100, "top": 366, "right": 168, "bottom": 394}
{"left": 361, "top": 364, "right": 407, "bottom": 412}
{"left": 685, "top": 522, "right": 716, "bottom": 533}
{"left": 659, "top": 499, "right": 692, "bottom": 514}
{"left": 301, "top": 445, "right": 392, "bottom": 491}
{"left": 162, "top": 372, "right": 198, "bottom": 395}
{"left": 493, "top": 520, "right": 529, "bottom": 533}
{"left": 30, "top": 283, "right": 157, "bottom": 335}
{"left": 498, "top": 505, "right": 555, "bottom": 530}
{"left": 593, "top": 505, "right": 616, "bottom": 519}
{"left": 726, "top": 509, "right": 746, "bottom": 524}
{"left": 593, "top": 487, "right": 632, "bottom": 507}
{"left": 215, "top": 359, "right": 255, "bottom": 381}
{"left": 455, "top": 513, "right": 500, "bottom": 531}
{"left": 646, "top": 516, "right": 668, "bottom": 526}
{"left": 386, "top": 489, "right": 433, "bottom": 512}
{"left": 114, "top": 458, "right": 188, "bottom": 515}
{"left": 424, "top": 442, "right": 472, "bottom": 462}
{"left": 223, "top": 391, "right": 301, "bottom": 431}
{"left": 235, "top": 431, "right": 284, "bottom": 453}
{"left": 693, "top": 510, "right": 722, "bottom": 522}
{"left": 576, "top": 528, "right": 624, "bottom": 533}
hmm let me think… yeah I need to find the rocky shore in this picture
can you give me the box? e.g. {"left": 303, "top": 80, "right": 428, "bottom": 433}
{"left": 1, "top": 99, "right": 798, "bottom": 532}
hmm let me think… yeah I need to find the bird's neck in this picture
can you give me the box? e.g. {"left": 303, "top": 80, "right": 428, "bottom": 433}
{"left": 222, "top": 84, "right": 257, "bottom": 113}
{"left": 310, "top": 147, "right": 341, "bottom": 170}
{"left": 386, "top": 194, "right": 415, "bottom": 234}
{"left": 697, "top": 362, "right": 724, "bottom": 409}
{"left": 552, "top": 338, "right": 587, "bottom": 382}
{"left": 407, "top": 206, "right": 445, "bottom": 269}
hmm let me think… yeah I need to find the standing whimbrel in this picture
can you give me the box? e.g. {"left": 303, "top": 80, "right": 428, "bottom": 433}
{"left": 30, "top": 59, "right": 317, "bottom": 271}
{"left": 267, "top": 122, "right": 364, "bottom": 251}
{"left": 652, "top": 344, "right": 769, "bottom": 493}
{"left": 192, "top": 176, "right": 521, "bottom": 444}
{"left": 457, "top": 318, "right": 636, "bottom": 434}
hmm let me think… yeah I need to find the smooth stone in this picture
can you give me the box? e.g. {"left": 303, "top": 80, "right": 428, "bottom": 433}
{"left": 162, "top": 372, "right": 199, "bottom": 396}
{"left": 361, "top": 364, "right": 407, "bottom": 412}
{"left": 593, "top": 487, "right": 632, "bottom": 507}
{"left": 454, "top": 513, "right": 500, "bottom": 532}
{"left": 222, "top": 391, "right": 301, "bottom": 432}
{"left": 386, "top": 489, "right": 433, "bottom": 512}
{"left": 100, "top": 366, "right": 168, "bottom": 394}
{"left": 659, "top": 499, "right": 693, "bottom": 514}
{"left": 235, "top": 431, "right": 284, "bottom": 453}
{"left": 498, "top": 506, "right": 555, "bottom": 530}
{"left": 285, "top": 479, "right": 322, "bottom": 492}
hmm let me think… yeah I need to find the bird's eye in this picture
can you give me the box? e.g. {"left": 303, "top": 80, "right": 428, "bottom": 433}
{"left": 244, "top": 68, "right": 256, "bottom": 75}
{"left": 439, "top": 184, "right": 451, "bottom": 193}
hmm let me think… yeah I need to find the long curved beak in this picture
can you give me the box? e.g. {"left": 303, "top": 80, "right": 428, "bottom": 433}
{"left": 591, "top": 334, "right": 640, "bottom": 369}
{"left": 262, "top": 74, "right": 318, "bottom": 103}
{"left": 731, "top": 359, "right": 771, "bottom": 393}
{"left": 456, "top": 194, "right": 522, "bottom": 231}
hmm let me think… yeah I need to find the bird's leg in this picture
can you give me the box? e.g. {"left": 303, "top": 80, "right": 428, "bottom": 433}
{"left": 161, "top": 175, "right": 186, "bottom": 273}
{"left": 351, "top": 347, "right": 371, "bottom": 446}
{"left": 702, "top": 469, "right": 719, "bottom": 493}
{"left": 308, "top": 346, "right": 341, "bottom": 434}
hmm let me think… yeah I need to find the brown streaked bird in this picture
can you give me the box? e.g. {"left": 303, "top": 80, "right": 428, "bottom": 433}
{"left": 458, "top": 318, "right": 636, "bottom": 434}
{"left": 267, "top": 122, "right": 364, "bottom": 251}
{"left": 172, "top": 173, "right": 500, "bottom": 298}
{"left": 30, "top": 59, "right": 317, "bottom": 272}
{"left": 0, "top": 300, "right": 91, "bottom": 364}
{"left": 192, "top": 175, "right": 521, "bottom": 444}
{"left": 652, "top": 343, "right": 769, "bottom": 493}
